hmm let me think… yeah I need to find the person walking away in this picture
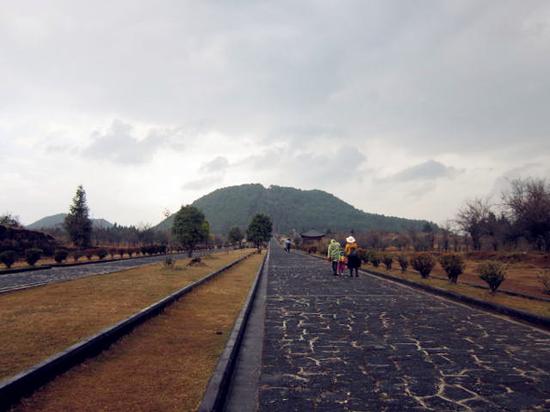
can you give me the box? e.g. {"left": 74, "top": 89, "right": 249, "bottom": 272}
{"left": 284, "top": 238, "right": 291, "bottom": 253}
{"left": 327, "top": 239, "right": 342, "bottom": 276}
{"left": 337, "top": 251, "right": 347, "bottom": 275}
{"left": 345, "top": 236, "right": 361, "bottom": 277}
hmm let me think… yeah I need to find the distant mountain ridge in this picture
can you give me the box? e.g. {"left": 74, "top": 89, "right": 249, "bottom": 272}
{"left": 27, "top": 213, "right": 113, "bottom": 230}
{"left": 155, "top": 184, "right": 434, "bottom": 235}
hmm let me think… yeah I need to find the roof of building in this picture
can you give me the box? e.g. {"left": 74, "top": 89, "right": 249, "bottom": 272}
{"left": 300, "top": 229, "right": 325, "bottom": 238}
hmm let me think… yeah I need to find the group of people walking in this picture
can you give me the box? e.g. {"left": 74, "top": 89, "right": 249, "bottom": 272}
{"left": 327, "top": 236, "right": 361, "bottom": 277}
{"left": 282, "top": 235, "right": 361, "bottom": 277}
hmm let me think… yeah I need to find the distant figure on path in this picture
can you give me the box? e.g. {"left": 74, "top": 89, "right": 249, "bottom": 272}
{"left": 337, "top": 251, "right": 347, "bottom": 275}
{"left": 284, "top": 238, "right": 291, "bottom": 253}
{"left": 345, "top": 236, "right": 361, "bottom": 277}
{"left": 327, "top": 239, "right": 342, "bottom": 276}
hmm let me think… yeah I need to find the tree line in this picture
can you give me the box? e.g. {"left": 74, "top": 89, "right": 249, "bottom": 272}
{"left": 456, "top": 177, "right": 550, "bottom": 252}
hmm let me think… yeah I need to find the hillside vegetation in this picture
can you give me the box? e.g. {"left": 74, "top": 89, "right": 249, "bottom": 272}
{"left": 156, "top": 184, "right": 432, "bottom": 234}
{"left": 27, "top": 213, "right": 113, "bottom": 230}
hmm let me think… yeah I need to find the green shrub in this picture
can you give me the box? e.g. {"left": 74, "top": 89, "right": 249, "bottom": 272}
{"left": 397, "top": 255, "right": 409, "bottom": 272}
{"left": 96, "top": 248, "right": 108, "bottom": 260}
{"left": 0, "top": 250, "right": 17, "bottom": 269}
{"left": 538, "top": 270, "right": 550, "bottom": 295}
{"left": 73, "top": 250, "right": 83, "bottom": 262}
{"left": 478, "top": 261, "right": 506, "bottom": 293}
{"left": 382, "top": 254, "right": 393, "bottom": 271}
{"left": 54, "top": 249, "right": 69, "bottom": 263}
{"left": 357, "top": 248, "right": 368, "bottom": 263}
{"left": 411, "top": 253, "right": 436, "bottom": 278}
{"left": 369, "top": 252, "right": 381, "bottom": 268}
{"left": 439, "top": 254, "right": 465, "bottom": 284}
{"left": 25, "top": 248, "right": 43, "bottom": 266}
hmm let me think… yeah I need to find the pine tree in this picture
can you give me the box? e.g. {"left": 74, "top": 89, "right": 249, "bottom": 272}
{"left": 64, "top": 185, "right": 92, "bottom": 247}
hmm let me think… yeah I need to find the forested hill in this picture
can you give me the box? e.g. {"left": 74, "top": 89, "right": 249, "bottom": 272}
{"left": 27, "top": 213, "right": 113, "bottom": 230}
{"left": 155, "top": 184, "right": 433, "bottom": 235}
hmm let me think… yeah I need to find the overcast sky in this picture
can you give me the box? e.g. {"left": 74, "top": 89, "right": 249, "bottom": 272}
{"left": 1, "top": 0, "right": 549, "bottom": 227}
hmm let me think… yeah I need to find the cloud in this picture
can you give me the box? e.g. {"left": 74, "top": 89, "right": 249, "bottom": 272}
{"left": 489, "top": 162, "right": 549, "bottom": 197}
{"left": 81, "top": 120, "right": 180, "bottom": 165}
{"left": 181, "top": 175, "right": 225, "bottom": 191}
{"left": 182, "top": 156, "right": 230, "bottom": 191}
{"left": 242, "top": 145, "right": 366, "bottom": 186}
{"left": 199, "top": 156, "right": 229, "bottom": 174}
{"left": 382, "top": 160, "right": 461, "bottom": 183}
{"left": 2, "top": 1, "right": 550, "bottom": 226}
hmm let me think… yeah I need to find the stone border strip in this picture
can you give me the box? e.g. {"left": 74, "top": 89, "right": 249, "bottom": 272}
{"left": 0, "top": 265, "right": 54, "bottom": 275}
{"left": 0, "top": 249, "right": 232, "bottom": 295}
{"left": 423, "top": 273, "right": 550, "bottom": 303}
{"left": 299, "top": 250, "right": 550, "bottom": 331}
{"left": 198, "top": 248, "right": 269, "bottom": 412}
{"left": 0, "top": 252, "right": 254, "bottom": 411}
{"left": 362, "top": 267, "right": 550, "bottom": 331}
{"left": 0, "top": 249, "right": 221, "bottom": 276}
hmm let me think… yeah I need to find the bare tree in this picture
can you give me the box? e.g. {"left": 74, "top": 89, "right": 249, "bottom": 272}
{"left": 502, "top": 178, "right": 550, "bottom": 252}
{"left": 456, "top": 198, "right": 492, "bottom": 251}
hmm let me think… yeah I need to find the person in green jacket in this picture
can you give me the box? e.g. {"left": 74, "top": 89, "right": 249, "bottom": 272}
{"left": 327, "top": 239, "right": 342, "bottom": 276}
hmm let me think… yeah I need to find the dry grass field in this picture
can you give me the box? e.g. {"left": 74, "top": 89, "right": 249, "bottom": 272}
{"left": 372, "top": 266, "right": 550, "bottom": 318}
{"left": 309, "top": 248, "right": 549, "bottom": 318}
{"left": 0, "top": 249, "right": 252, "bottom": 381}
{"left": 414, "top": 254, "right": 549, "bottom": 300}
{"left": 14, "top": 253, "right": 264, "bottom": 412}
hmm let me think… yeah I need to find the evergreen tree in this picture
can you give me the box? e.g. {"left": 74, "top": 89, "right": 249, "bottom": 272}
{"left": 64, "top": 185, "right": 92, "bottom": 247}
{"left": 246, "top": 214, "right": 272, "bottom": 251}
{"left": 172, "top": 205, "right": 209, "bottom": 257}
{"left": 228, "top": 227, "right": 244, "bottom": 246}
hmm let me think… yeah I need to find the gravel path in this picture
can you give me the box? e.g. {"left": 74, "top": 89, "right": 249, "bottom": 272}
{"left": 0, "top": 252, "right": 199, "bottom": 293}
{"left": 259, "top": 246, "right": 550, "bottom": 411}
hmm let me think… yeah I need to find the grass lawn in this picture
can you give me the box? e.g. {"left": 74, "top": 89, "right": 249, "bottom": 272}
{"left": 14, "top": 253, "right": 264, "bottom": 411}
{"left": 0, "top": 249, "right": 252, "bottom": 381}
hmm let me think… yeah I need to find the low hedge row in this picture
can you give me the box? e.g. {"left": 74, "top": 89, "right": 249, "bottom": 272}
{"left": 0, "top": 244, "right": 176, "bottom": 268}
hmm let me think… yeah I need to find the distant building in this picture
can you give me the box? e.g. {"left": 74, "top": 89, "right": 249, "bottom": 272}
{"left": 300, "top": 229, "right": 325, "bottom": 252}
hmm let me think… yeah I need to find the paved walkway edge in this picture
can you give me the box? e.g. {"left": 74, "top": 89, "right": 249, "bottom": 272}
{"left": 0, "top": 252, "right": 253, "bottom": 411}
{"left": 363, "top": 267, "right": 550, "bottom": 330}
{"left": 199, "top": 249, "right": 269, "bottom": 412}
{"left": 302, "top": 252, "right": 550, "bottom": 331}
{"left": 0, "top": 249, "right": 222, "bottom": 276}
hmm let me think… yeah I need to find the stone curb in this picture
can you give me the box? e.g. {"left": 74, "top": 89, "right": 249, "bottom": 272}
{"left": 0, "top": 252, "right": 253, "bottom": 411}
{"left": 198, "top": 248, "right": 269, "bottom": 412}
{"left": 0, "top": 265, "right": 54, "bottom": 275}
{"left": 300, "top": 251, "right": 550, "bottom": 331}
{"left": 363, "top": 268, "right": 550, "bottom": 331}
{"left": 0, "top": 249, "right": 222, "bottom": 276}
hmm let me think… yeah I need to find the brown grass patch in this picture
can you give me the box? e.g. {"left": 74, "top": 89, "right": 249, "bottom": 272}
{"left": 368, "top": 266, "right": 550, "bottom": 318}
{"left": 0, "top": 249, "right": 252, "bottom": 381}
{"left": 14, "top": 253, "right": 263, "bottom": 412}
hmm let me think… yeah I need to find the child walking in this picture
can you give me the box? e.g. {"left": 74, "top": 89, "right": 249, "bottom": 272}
{"left": 337, "top": 252, "right": 347, "bottom": 276}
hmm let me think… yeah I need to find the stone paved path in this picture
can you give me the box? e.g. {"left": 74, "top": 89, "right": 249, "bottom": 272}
{"left": 259, "top": 246, "right": 550, "bottom": 411}
{"left": 0, "top": 252, "right": 195, "bottom": 292}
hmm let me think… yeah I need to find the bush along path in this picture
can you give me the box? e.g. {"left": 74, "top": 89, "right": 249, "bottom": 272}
{"left": 259, "top": 245, "right": 550, "bottom": 411}
{"left": 0, "top": 249, "right": 218, "bottom": 294}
